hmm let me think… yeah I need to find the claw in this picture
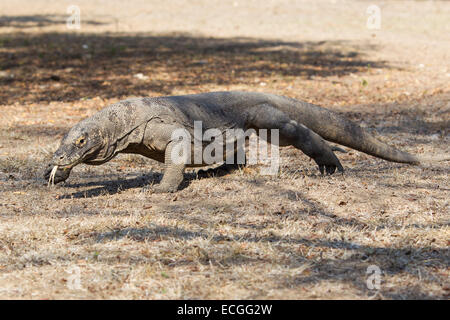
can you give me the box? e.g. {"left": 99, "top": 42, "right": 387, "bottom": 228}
{"left": 326, "top": 165, "right": 336, "bottom": 175}
{"left": 318, "top": 165, "right": 325, "bottom": 175}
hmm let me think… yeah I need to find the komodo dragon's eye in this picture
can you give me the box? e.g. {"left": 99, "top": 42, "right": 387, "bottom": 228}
{"left": 76, "top": 136, "right": 86, "bottom": 147}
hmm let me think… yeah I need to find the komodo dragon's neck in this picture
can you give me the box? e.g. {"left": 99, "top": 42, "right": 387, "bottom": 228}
{"left": 83, "top": 101, "right": 153, "bottom": 163}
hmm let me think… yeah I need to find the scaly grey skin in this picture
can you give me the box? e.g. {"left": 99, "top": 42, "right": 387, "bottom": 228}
{"left": 44, "top": 91, "right": 421, "bottom": 193}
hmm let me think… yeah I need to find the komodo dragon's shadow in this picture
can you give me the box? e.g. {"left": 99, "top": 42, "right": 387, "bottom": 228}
{"left": 57, "top": 163, "right": 241, "bottom": 199}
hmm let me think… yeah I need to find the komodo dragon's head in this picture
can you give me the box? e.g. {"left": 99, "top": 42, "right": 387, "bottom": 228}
{"left": 43, "top": 119, "right": 112, "bottom": 185}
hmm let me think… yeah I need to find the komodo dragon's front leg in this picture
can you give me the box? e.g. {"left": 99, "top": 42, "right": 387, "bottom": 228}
{"left": 152, "top": 140, "right": 186, "bottom": 193}
{"left": 143, "top": 122, "right": 187, "bottom": 193}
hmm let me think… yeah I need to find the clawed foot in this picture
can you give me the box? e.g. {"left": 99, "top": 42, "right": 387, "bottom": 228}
{"left": 313, "top": 151, "right": 344, "bottom": 175}
{"left": 196, "top": 163, "right": 242, "bottom": 179}
{"left": 151, "top": 183, "right": 179, "bottom": 194}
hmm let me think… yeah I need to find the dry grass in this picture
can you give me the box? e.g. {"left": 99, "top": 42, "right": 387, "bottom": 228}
{"left": 0, "top": 0, "right": 449, "bottom": 299}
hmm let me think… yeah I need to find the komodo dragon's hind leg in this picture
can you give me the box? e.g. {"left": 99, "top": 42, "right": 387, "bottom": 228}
{"left": 249, "top": 104, "right": 344, "bottom": 175}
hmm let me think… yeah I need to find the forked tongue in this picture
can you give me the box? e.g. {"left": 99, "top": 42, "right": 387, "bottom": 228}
{"left": 48, "top": 165, "right": 58, "bottom": 187}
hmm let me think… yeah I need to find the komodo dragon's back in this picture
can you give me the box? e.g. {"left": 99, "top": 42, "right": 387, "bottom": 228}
{"left": 139, "top": 91, "right": 267, "bottom": 131}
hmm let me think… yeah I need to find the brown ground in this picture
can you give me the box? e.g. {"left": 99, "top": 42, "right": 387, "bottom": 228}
{"left": 0, "top": 0, "right": 449, "bottom": 299}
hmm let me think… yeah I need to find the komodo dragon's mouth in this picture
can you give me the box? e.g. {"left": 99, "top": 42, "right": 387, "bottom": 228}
{"left": 44, "top": 144, "right": 116, "bottom": 185}
{"left": 44, "top": 155, "right": 85, "bottom": 186}
{"left": 44, "top": 164, "right": 72, "bottom": 186}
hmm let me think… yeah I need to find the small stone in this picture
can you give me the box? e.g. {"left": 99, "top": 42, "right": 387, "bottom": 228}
{"left": 0, "top": 71, "right": 14, "bottom": 78}
{"left": 430, "top": 134, "right": 440, "bottom": 140}
{"left": 134, "top": 73, "right": 149, "bottom": 80}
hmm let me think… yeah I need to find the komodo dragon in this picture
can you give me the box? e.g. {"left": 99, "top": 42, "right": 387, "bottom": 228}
{"left": 44, "top": 91, "right": 427, "bottom": 193}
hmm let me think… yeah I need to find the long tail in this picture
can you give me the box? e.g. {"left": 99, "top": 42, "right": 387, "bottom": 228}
{"left": 419, "top": 155, "right": 450, "bottom": 162}
{"left": 286, "top": 99, "right": 422, "bottom": 164}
